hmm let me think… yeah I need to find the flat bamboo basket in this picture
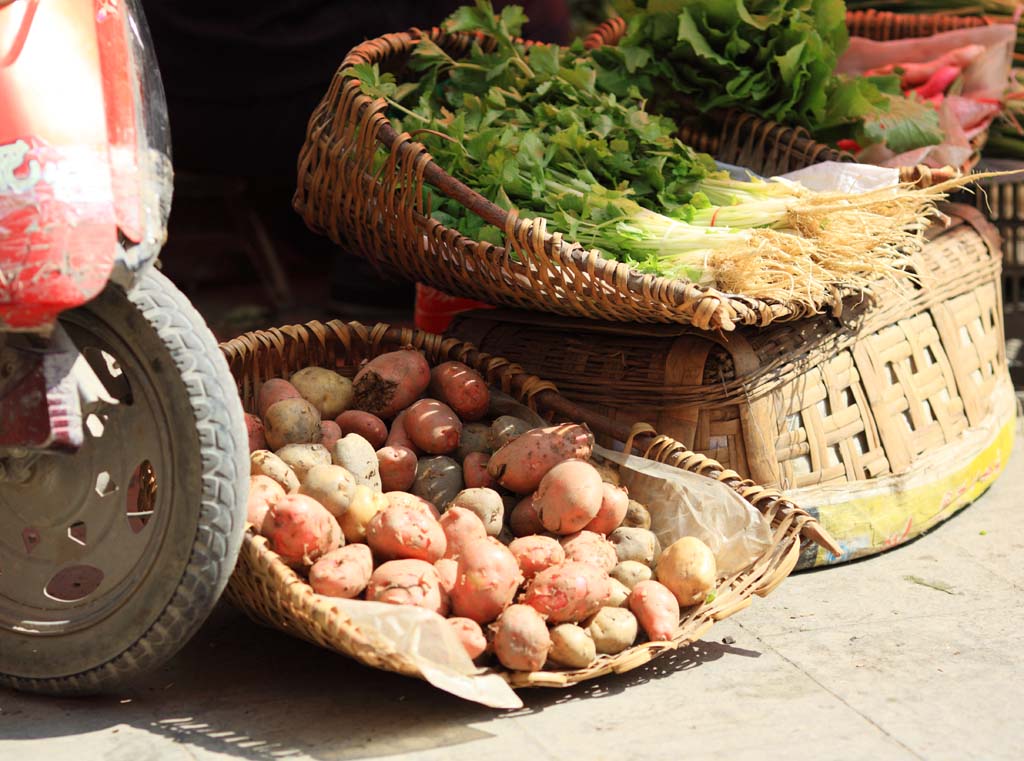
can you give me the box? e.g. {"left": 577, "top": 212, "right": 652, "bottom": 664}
{"left": 219, "top": 320, "right": 837, "bottom": 689}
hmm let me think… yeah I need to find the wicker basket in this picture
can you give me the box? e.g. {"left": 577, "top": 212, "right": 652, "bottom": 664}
{"left": 219, "top": 320, "right": 836, "bottom": 689}
{"left": 449, "top": 203, "right": 1015, "bottom": 567}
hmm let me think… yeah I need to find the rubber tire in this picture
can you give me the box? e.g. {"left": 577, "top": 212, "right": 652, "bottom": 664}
{"left": 0, "top": 268, "right": 248, "bottom": 695}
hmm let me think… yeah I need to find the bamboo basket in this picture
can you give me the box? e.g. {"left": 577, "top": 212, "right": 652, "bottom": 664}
{"left": 219, "top": 320, "right": 836, "bottom": 689}
{"left": 449, "top": 203, "right": 1015, "bottom": 568}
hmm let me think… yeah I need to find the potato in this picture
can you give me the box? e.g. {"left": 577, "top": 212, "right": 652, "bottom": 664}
{"left": 251, "top": 450, "right": 299, "bottom": 493}
{"left": 456, "top": 423, "right": 492, "bottom": 462}
{"left": 434, "top": 557, "right": 458, "bottom": 594}
{"left": 429, "top": 361, "right": 491, "bottom": 422}
{"left": 275, "top": 443, "right": 331, "bottom": 482}
{"left": 367, "top": 505, "right": 446, "bottom": 563}
{"left": 309, "top": 544, "right": 372, "bottom": 599}
{"left": 336, "top": 410, "right": 387, "bottom": 450}
{"left": 488, "top": 415, "right": 532, "bottom": 451}
{"left": 385, "top": 491, "right": 440, "bottom": 519}
{"left": 264, "top": 398, "right": 322, "bottom": 450}
{"left": 560, "top": 531, "right": 617, "bottom": 572}
{"left": 439, "top": 507, "right": 488, "bottom": 559}
{"left": 592, "top": 461, "right": 620, "bottom": 486}
{"left": 337, "top": 485, "right": 388, "bottom": 543}
{"left": 319, "top": 420, "right": 342, "bottom": 451}
{"left": 508, "top": 535, "right": 565, "bottom": 581}
{"left": 535, "top": 460, "right": 604, "bottom": 535}
{"left": 621, "top": 499, "right": 652, "bottom": 530}
{"left": 450, "top": 538, "right": 523, "bottom": 624}
{"left": 404, "top": 398, "right": 462, "bottom": 455}
{"left": 492, "top": 604, "right": 551, "bottom": 672}
{"left": 657, "top": 537, "right": 717, "bottom": 607}
{"left": 261, "top": 494, "right": 342, "bottom": 567}
{"left": 463, "top": 452, "right": 497, "bottom": 489}
{"left": 608, "top": 527, "right": 662, "bottom": 569}
{"left": 488, "top": 423, "right": 595, "bottom": 495}
{"left": 353, "top": 349, "right": 431, "bottom": 419}
{"left": 585, "top": 483, "right": 629, "bottom": 535}
{"left": 247, "top": 475, "right": 285, "bottom": 527}
{"left": 522, "top": 561, "right": 611, "bottom": 624}
{"left": 509, "top": 494, "right": 543, "bottom": 537}
{"left": 257, "top": 378, "right": 301, "bottom": 417}
{"left": 377, "top": 445, "right": 417, "bottom": 492}
{"left": 447, "top": 488, "right": 504, "bottom": 537}
{"left": 548, "top": 624, "right": 596, "bottom": 669}
{"left": 385, "top": 411, "right": 419, "bottom": 452}
{"left": 447, "top": 617, "right": 487, "bottom": 660}
{"left": 366, "top": 559, "right": 448, "bottom": 615}
{"left": 628, "top": 580, "right": 680, "bottom": 642}
{"left": 607, "top": 577, "right": 631, "bottom": 608}
{"left": 290, "top": 366, "right": 353, "bottom": 419}
{"left": 245, "top": 413, "right": 267, "bottom": 452}
{"left": 299, "top": 464, "right": 357, "bottom": 519}
{"left": 610, "top": 560, "right": 654, "bottom": 590}
{"left": 331, "top": 433, "right": 381, "bottom": 491}
{"left": 586, "top": 607, "right": 638, "bottom": 655}
{"left": 412, "top": 455, "right": 463, "bottom": 509}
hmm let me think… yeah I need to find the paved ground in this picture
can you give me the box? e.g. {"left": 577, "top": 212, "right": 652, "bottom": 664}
{"left": 2, "top": 428, "right": 1021, "bottom": 761}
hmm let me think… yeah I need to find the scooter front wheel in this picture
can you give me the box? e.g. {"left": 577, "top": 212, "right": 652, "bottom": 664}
{"left": 0, "top": 268, "right": 248, "bottom": 694}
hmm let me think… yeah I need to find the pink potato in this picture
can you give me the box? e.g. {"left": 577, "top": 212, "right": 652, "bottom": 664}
{"left": 450, "top": 538, "right": 523, "bottom": 624}
{"left": 434, "top": 557, "right": 458, "bottom": 595}
{"left": 508, "top": 535, "right": 565, "bottom": 581}
{"left": 261, "top": 494, "right": 342, "bottom": 567}
{"left": 366, "top": 559, "right": 448, "bottom": 615}
{"left": 560, "top": 531, "right": 617, "bottom": 572}
{"left": 439, "top": 506, "right": 489, "bottom": 559}
{"left": 309, "top": 544, "right": 373, "bottom": 599}
{"left": 428, "top": 361, "right": 491, "bottom": 422}
{"left": 403, "top": 399, "right": 462, "bottom": 455}
{"left": 377, "top": 445, "right": 418, "bottom": 492}
{"left": 535, "top": 460, "right": 604, "bottom": 535}
{"left": 352, "top": 349, "right": 431, "bottom": 419}
{"left": 447, "top": 617, "right": 487, "bottom": 660}
{"left": 336, "top": 410, "right": 388, "bottom": 449}
{"left": 628, "top": 580, "right": 681, "bottom": 642}
{"left": 257, "top": 378, "right": 301, "bottom": 417}
{"left": 492, "top": 604, "right": 551, "bottom": 672}
{"left": 247, "top": 475, "right": 285, "bottom": 528}
{"left": 488, "top": 424, "right": 595, "bottom": 494}
{"left": 463, "top": 452, "right": 497, "bottom": 489}
{"left": 319, "top": 420, "right": 343, "bottom": 450}
{"left": 385, "top": 491, "right": 440, "bottom": 519}
{"left": 509, "top": 494, "right": 544, "bottom": 537}
{"left": 245, "top": 413, "right": 267, "bottom": 452}
{"left": 585, "top": 483, "right": 629, "bottom": 535}
{"left": 522, "top": 561, "right": 611, "bottom": 624}
{"left": 385, "top": 411, "right": 419, "bottom": 452}
{"left": 366, "top": 505, "right": 447, "bottom": 563}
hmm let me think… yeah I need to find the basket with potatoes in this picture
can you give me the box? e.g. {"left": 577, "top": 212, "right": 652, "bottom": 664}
{"left": 222, "top": 320, "right": 835, "bottom": 705}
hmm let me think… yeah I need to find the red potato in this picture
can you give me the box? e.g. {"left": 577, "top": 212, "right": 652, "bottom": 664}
{"left": 264, "top": 398, "right": 322, "bottom": 450}
{"left": 245, "top": 413, "right": 267, "bottom": 452}
{"left": 261, "top": 494, "right": 342, "bottom": 567}
{"left": 428, "top": 361, "right": 491, "bottom": 422}
{"left": 509, "top": 535, "right": 565, "bottom": 581}
{"left": 366, "top": 559, "right": 448, "bottom": 615}
{"left": 492, "top": 604, "right": 551, "bottom": 672}
{"left": 309, "top": 544, "right": 373, "bottom": 599}
{"left": 434, "top": 557, "right": 458, "bottom": 595}
{"left": 488, "top": 424, "right": 595, "bottom": 494}
{"left": 257, "top": 378, "right": 301, "bottom": 417}
{"left": 463, "top": 452, "right": 497, "bottom": 489}
{"left": 366, "top": 505, "right": 447, "bottom": 563}
{"left": 450, "top": 538, "right": 523, "bottom": 624}
{"left": 535, "top": 460, "right": 604, "bottom": 535}
{"left": 385, "top": 491, "right": 440, "bottom": 520}
{"left": 385, "top": 411, "right": 419, "bottom": 452}
{"left": 628, "top": 580, "right": 680, "bottom": 642}
{"left": 336, "top": 410, "right": 388, "bottom": 449}
{"left": 447, "top": 617, "right": 487, "bottom": 660}
{"left": 377, "top": 446, "right": 418, "bottom": 492}
{"left": 522, "top": 561, "right": 611, "bottom": 624}
{"left": 353, "top": 349, "right": 431, "bottom": 419}
{"left": 247, "top": 475, "right": 285, "bottom": 527}
{"left": 509, "top": 494, "right": 544, "bottom": 537}
{"left": 560, "top": 531, "right": 617, "bottom": 572}
{"left": 585, "top": 483, "right": 629, "bottom": 535}
{"left": 319, "top": 420, "right": 342, "bottom": 451}
{"left": 440, "top": 507, "right": 489, "bottom": 559}
{"left": 404, "top": 399, "right": 462, "bottom": 455}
